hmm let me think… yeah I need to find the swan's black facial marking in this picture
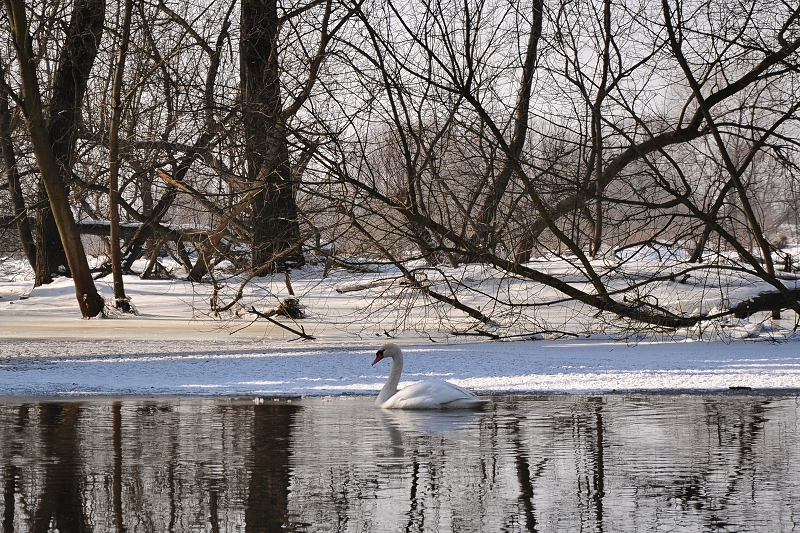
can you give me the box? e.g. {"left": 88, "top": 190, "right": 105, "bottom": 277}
{"left": 372, "top": 349, "right": 385, "bottom": 366}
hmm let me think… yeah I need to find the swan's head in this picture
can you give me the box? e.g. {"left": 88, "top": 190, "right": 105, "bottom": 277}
{"left": 372, "top": 342, "right": 401, "bottom": 366}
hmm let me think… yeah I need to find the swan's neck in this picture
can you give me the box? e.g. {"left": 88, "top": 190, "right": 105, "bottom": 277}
{"left": 377, "top": 353, "right": 403, "bottom": 405}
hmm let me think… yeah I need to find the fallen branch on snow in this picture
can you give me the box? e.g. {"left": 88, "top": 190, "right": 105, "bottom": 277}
{"left": 249, "top": 302, "right": 315, "bottom": 340}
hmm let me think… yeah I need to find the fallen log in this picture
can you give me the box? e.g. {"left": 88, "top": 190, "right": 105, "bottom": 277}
{"left": 733, "top": 288, "right": 800, "bottom": 318}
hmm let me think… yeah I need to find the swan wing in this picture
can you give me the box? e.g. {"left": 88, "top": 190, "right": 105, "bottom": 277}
{"left": 381, "top": 380, "right": 490, "bottom": 410}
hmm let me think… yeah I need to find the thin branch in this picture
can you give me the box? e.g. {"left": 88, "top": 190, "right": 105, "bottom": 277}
{"left": 249, "top": 306, "right": 315, "bottom": 340}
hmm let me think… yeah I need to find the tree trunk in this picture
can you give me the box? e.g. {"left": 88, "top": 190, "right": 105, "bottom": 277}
{"left": 470, "top": 0, "right": 543, "bottom": 258}
{"left": 4, "top": 0, "right": 105, "bottom": 317}
{"left": 30, "top": 0, "right": 104, "bottom": 284}
{"left": 0, "top": 68, "right": 36, "bottom": 269}
{"left": 241, "top": 0, "right": 305, "bottom": 273}
{"left": 590, "top": 0, "right": 612, "bottom": 259}
{"left": 31, "top": 184, "right": 70, "bottom": 287}
{"left": 34, "top": 184, "right": 69, "bottom": 285}
{"left": 108, "top": 0, "right": 133, "bottom": 311}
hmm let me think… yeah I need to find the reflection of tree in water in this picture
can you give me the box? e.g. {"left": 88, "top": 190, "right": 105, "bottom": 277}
{"left": 112, "top": 402, "right": 125, "bottom": 533}
{"left": 592, "top": 402, "right": 605, "bottom": 533}
{"left": 246, "top": 403, "right": 300, "bottom": 533}
{"left": 509, "top": 413, "right": 547, "bottom": 533}
{"left": 3, "top": 462, "right": 15, "bottom": 532}
{"left": 558, "top": 402, "right": 607, "bottom": 531}
{"left": 404, "top": 453, "right": 424, "bottom": 533}
{"left": 0, "top": 397, "right": 797, "bottom": 531}
{"left": 668, "top": 398, "right": 771, "bottom": 530}
{"left": 3, "top": 404, "right": 29, "bottom": 532}
{"left": 32, "top": 403, "right": 91, "bottom": 533}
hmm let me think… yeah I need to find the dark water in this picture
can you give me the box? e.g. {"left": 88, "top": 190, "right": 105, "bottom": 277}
{"left": 0, "top": 394, "right": 798, "bottom": 532}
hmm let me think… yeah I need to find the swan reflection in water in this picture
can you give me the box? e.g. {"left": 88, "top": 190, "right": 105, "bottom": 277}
{"left": 372, "top": 343, "right": 491, "bottom": 409}
{"left": 380, "top": 406, "right": 486, "bottom": 435}
{"left": 378, "top": 406, "right": 488, "bottom": 460}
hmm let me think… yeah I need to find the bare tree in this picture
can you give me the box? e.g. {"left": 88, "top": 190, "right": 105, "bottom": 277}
{"left": 306, "top": 0, "right": 800, "bottom": 332}
{"left": 2, "top": 0, "right": 104, "bottom": 316}
{"left": 3, "top": 0, "right": 800, "bottom": 331}
{"left": 241, "top": 0, "right": 350, "bottom": 273}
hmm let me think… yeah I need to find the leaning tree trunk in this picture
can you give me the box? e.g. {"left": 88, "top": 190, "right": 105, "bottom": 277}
{"left": 31, "top": 0, "right": 103, "bottom": 284}
{"left": 23, "top": 0, "right": 105, "bottom": 285}
{"left": 3, "top": 0, "right": 105, "bottom": 317}
{"left": 240, "top": 0, "right": 305, "bottom": 273}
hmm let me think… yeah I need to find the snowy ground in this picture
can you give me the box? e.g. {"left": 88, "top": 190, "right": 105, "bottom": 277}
{"left": 1, "top": 256, "right": 799, "bottom": 396}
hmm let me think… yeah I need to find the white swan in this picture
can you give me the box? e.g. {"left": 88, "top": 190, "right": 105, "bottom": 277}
{"left": 372, "top": 343, "right": 491, "bottom": 409}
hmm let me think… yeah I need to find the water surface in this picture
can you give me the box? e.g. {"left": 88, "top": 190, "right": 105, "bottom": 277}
{"left": 1, "top": 394, "right": 798, "bottom": 532}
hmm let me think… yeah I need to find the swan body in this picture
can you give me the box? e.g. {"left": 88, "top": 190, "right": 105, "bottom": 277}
{"left": 372, "top": 343, "right": 490, "bottom": 410}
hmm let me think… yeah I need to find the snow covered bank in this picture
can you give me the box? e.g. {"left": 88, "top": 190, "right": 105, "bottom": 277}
{"left": 1, "top": 337, "right": 798, "bottom": 397}
{"left": 1, "top": 258, "right": 799, "bottom": 396}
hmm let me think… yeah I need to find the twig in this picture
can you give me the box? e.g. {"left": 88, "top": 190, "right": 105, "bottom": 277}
{"left": 451, "top": 329, "right": 501, "bottom": 340}
{"left": 284, "top": 271, "right": 295, "bottom": 296}
{"left": 503, "top": 330, "right": 580, "bottom": 340}
{"left": 249, "top": 306, "right": 315, "bottom": 340}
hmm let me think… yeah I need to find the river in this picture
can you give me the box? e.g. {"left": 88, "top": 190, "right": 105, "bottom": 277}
{"left": 1, "top": 393, "right": 798, "bottom": 532}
